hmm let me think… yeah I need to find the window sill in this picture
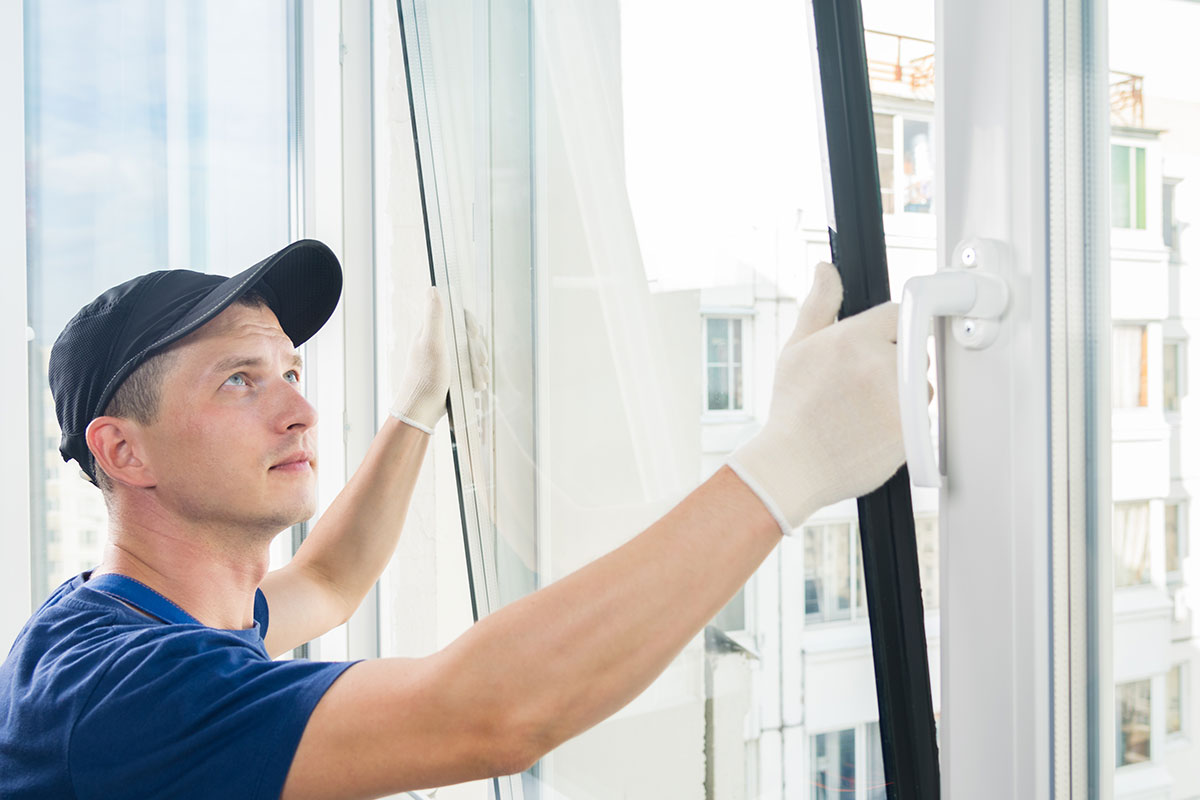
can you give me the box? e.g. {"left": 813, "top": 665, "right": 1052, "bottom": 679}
{"left": 701, "top": 412, "right": 755, "bottom": 426}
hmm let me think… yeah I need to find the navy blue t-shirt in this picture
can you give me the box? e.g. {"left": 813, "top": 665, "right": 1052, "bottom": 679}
{"left": 0, "top": 570, "right": 360, "bottom": 799}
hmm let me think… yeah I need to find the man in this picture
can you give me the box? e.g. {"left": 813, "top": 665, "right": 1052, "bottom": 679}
{"left": 0, "top": 239, "right": 903, "bottom": 798}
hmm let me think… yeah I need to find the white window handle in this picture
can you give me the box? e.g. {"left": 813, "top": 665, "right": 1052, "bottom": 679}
{"left": 898, "top": 242, "right": 1009, "bottom": 487}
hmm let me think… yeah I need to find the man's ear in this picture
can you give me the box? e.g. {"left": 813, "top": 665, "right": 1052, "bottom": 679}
{"left": 85, "top": 416, "right": 156, "bottom": 489}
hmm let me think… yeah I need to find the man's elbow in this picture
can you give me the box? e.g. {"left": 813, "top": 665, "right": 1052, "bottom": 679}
{"left": 482, "top": 704, "right": 560, "bottom": 777}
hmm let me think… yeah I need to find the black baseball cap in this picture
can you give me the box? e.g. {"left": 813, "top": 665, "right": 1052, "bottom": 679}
{"left": 49, "top": 239, "right": 343, "bottom": 483}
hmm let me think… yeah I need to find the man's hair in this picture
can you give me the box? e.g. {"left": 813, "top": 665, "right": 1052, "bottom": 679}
{"left": 91, "top": 289, "right": 272, "bottom": 495}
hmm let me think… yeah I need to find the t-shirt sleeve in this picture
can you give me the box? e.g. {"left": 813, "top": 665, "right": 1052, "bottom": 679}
{"left": 69, "top": 630, "right": 359, "bottom": 800}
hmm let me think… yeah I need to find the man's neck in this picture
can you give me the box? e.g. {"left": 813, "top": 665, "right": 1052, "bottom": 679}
{"left": 92, "top": 525, "right": 272, "bottom": 631}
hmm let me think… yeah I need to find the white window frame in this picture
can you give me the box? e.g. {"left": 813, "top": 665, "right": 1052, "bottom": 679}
{"left": 700, "top": 310, "right": 754, "bottom": 420}
{"left": 0, "top": 1, "right": 32, "bottom": 656}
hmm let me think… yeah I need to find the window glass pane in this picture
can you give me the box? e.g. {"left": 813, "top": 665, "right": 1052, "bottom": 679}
{"left": 387, "top": 0, "right": 941, "bottom": 795}
{"left": 865, "top": 722, "right": 887, "bottom": 800}
{"left": 831, "top": 524, "right": 852, "bottom": 618}
{"left": 1168, "top": 664, "right": 1183, "bottom": 736}
{"left": 916, "top": 516, "right": 939, "bottom": 610}
{"left": 1114, "top": 502, "right": 1151, "bottom": 586}
{"left": 878, "top": 154, "right": 895, "bottom": 215}
{"left": 810, "top": 728, "right": 855, "bottom": 799}
{"left": 1112, "top": 144, "right": 1132, "bottom": 228}
{"left": 874, "top": 112, "right": 895, "bottom": 215}
{"left": 902, "top": 118, "right": 934, "bottom": 213}
{"left": 855, "top": 529, "right": 867, "bottom": 618}
{"left": 1108, "top": 9, "right": 1199, "bottom": 786}
{"left": 1166, "top": 503, "right": 1181, "bottom": 577}
{"left": 1165, "top": 342, "right": 1181, "bottom": 412}
{"left": 1116, "top": 679, "right": 1152, "bottom": 766}
{"left": 707, "top": 317, "right": 729, "bottom": 364}
{"left": 708, "top": 366, "right": 730, "bottom": 411}
{"left": 25, "top": 0, "right": 292, "bottom": 601}
{"left": 806, "top": 526, "right": 825, "bottom": 620}
{"left": 1135, "top": 146, "right": 1147, "bottom": 229}
{"left": 1112, "top": 325, "right": 1148, "bottom": 409}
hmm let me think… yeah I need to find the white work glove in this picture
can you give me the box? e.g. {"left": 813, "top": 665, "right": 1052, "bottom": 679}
{"left": 389, "top": 287, "right": 490, "bottom": 434}
{"left": 726, "top": 262, "right": 904, "bottom": 535}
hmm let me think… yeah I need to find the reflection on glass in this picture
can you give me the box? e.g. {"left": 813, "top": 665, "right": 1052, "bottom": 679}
{"left": 24, "top": 0, "right": 292, "bottom": 601}
{"left": 1109, "top": 6, "right": 1200, "bottom": 791}
{"left": 1116, "top": 679, "right": 1152, "bottom": 767}
{"left": 389, "top": 0, "right": 940, "bottom": 795}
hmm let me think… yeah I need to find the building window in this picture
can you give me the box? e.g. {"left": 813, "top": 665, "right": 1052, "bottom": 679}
{"left": 1112, "top": 325, "right": 1148, "bottom": 409}
{"left": 1168, "top": 663, "right": 1186, "bottom": 738}
{"left": 1114, "top": 502, "right": 1151, "bottom": 587}
{"left": 810, "top": 728, "right": 856, "bottom": 800}
{"left": 704, "top": 316, "right": 746, "bottom": 412}
{"left": 1164, "top": 341, "right": 1184, "bottom": 413}
{"left": 874, "top": 111, "right": 934, "bottom": 215}
{"left": 805, "top": 523, "right": 863, "bottom": 624}
{"left": 1112, "top": 144, "right": 1147, "bottom": 230}
{"left": 1117, "top": 679, "right": 1152, "bottom": 767}
{"left": 864, "top": 723, "right": 887, "bottom": 799}
{"left": 1164, "top": 178, "right": 1182, "bottom": 262}
{"left": 1166, "top": 502, "right": 1186, "bottom": 584}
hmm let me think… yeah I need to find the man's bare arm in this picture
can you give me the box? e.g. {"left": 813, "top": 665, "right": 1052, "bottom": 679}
{"left": 281, "top": 465, "right": 779, "bottom": 798}
{"left": 260, "top": 417, "right": 430, "bottom": 658}
{"left": 262, "top": 288, "right": 474, "bottom": 657}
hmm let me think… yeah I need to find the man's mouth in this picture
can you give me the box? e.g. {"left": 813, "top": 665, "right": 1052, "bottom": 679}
{"left": 270, "top": 451, "right": 314, "bottom": 472}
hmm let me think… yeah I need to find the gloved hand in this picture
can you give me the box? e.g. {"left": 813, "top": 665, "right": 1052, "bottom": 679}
{"left": 389, "top": 287, "right": 490, "bottom": 434}
{"left": 727, "top": 262, "right": 904, "bottom": 535}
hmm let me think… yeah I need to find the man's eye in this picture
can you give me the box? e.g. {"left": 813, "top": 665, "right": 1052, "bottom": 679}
{"left": 285, "top": 370, "right": 300, "bottom": 383}
{"left": 224, "top": 373, "right": 248, "bottom": 387}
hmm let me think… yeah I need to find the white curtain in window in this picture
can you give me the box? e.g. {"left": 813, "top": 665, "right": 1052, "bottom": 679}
{"left": 1114, "top": 502, "right": 1151, "bottom": 586}
{"left": 1112, "top": 326, "right": 1146, "bottom": 408}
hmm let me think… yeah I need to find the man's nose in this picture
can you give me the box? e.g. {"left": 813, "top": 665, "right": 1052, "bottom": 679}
{"left": 273, "top": 379, "right": 318, "bottom": 432}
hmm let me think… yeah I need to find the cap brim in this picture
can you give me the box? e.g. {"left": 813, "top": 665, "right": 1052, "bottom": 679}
{"left": 165, "top": 239, "right": 343, "bottom": 349}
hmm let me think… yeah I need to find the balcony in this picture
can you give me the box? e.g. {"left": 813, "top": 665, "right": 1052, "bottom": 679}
{"left": 865, "top": 30, "right": 1146, "bottom": 128}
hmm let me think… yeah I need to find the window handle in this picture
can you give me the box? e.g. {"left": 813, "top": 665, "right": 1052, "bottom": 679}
{"left": 898, "top": 240, "right": 1010, "bottom": 487}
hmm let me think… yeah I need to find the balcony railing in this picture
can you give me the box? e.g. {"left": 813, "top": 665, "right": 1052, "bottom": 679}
{"left": 866, "top": 30, "right": 1147, "bottom": 128}
{"left": 1110, "top": 70, "right": 1145, "bottom": 127}
{"left": 864, "top": 29, "right": 935, "bottom": 99}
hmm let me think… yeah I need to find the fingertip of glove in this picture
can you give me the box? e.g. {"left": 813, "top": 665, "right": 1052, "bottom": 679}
{"left": 812, "top": 262, "right": 844, "bottom": 305}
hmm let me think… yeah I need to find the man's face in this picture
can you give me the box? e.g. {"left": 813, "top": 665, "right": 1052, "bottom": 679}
{"left": 138, "top": 302, "right": 318, "bottom": 537}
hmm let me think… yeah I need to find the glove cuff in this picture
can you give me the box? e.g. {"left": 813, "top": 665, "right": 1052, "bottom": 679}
{"left": 390, "top": 373, "right": 447, "bottom": 433}
{"left": 388, "top": 410, "right": 436, "bottom": 435}
{"left": 725, "top": 459, "right": 795, "bottom": 537}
